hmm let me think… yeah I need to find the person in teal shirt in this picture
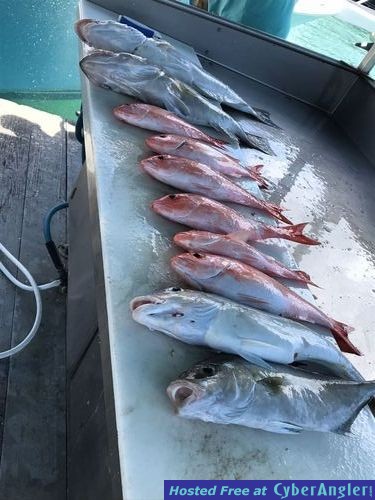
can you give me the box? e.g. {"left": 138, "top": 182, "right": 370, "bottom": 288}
{"left": 177, "top": 0, "right": 295, "bottom": 39}
{"left": 208, "top": 0, "right": 296, "bottom": 38}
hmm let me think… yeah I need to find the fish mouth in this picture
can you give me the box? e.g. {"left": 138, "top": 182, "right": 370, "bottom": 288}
{"left": 129, "top": 295, "right": 163, "bottom": 312}
{"left": 75, "top": 19, "right": 97, "bottom": 43}
{"left": 167, "top": 380, "right": 203, "bottom": 410}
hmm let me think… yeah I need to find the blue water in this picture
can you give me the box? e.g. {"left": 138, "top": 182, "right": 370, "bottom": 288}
{"left": 288, "top": 16, "right": 373, "bottom": 70}
{"left": 0, "top": 0, "right": 80, "bottom": 91}
{"left": 0, "top": 1, "right": 373, "bottom": 93}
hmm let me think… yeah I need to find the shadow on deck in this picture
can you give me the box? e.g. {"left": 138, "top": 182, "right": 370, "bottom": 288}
{"left": 0, "top": 99, "right": 81, "bottom": 499}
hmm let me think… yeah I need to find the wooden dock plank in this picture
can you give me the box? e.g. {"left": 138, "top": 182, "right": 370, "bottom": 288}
{"left": 0, "top": 101, "right": 75, "bottom": 499}
{"left": 0, "top": 103, "right": 34, "bottom": 456}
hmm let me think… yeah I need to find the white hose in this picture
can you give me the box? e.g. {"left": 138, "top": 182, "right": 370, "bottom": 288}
{"left": 0, "top": 242, "right": 61, "bottom": 358}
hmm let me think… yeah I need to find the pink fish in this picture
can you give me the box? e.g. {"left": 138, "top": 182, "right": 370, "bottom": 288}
{"left": 170, "top": 253, "right": 359, "bottom": 355}
{"left": 141, "top": 155, "right": 288, "bottom": 223}
{"left": 173, "top": 230, "right": 317, "bottom": 286}
{"left": 152, "top": 194, "right": 319, "bottom": 245}
{"left": 145, "top": 134, "right": 268, "bottom": 188}
{"left": 113, "top": 103, "right": 225, "bottom": 148}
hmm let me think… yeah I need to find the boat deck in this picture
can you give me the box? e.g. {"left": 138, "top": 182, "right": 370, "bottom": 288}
{"left": 0, "top": 99, "right": 81, "bottom": 499}
{"left": 1, "top": 41, "right": 375, "bottom": 495}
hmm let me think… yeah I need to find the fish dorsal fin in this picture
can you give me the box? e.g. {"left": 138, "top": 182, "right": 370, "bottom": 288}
{"left": 227, "top": 230, "right": 252, "bottom": 243}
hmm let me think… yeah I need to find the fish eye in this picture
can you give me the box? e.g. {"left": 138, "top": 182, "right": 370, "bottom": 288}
{"left": 171, "top": 287, "right": 182, "bottom": 292}
{"left": 157, "top": 155, "right": 164, "bottom": 160}
{"left": 168, "top": 194, "right": 176, "bottom": 200}
{"left": 190, "top": 320, "right": 195, "bottom": 323}
{"left": 172, "top": 312, "right": 184, "bottom": 317}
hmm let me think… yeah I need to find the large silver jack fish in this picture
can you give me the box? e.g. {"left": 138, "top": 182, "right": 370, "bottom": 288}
{"left": 75, "top": 19, "right": 261, "bottom": 119}
{"left": 79, "top": 50, "right": 264, "bottom": 149}
{"left": 167, "top": 355, "right": 375, "bottom": 435}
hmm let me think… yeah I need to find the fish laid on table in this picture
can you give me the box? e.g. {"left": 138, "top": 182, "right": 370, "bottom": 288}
{"left": 171, "top": 253, "right": 360, "bottom": 355}
{"left": 79, "top": 51, "right": 263, "bottom": 149}
{"left": 174, "top": 230, "right": 316, "bottom": 286}
{"left": 167, "top": 356, "right": 375, "bottom": 434}
{"left": 113, "top": 103, "right": 226, "bottom": 148}
{"left": 141, "top": 155, "right": 288, "bottom": 223}
{"left": 76, "top": 19, "right": 261, "bottom": 119}
{"left": 145, "top": 134, "right": 268, "bottom": 188}
{"left": 130, "top": 288, "right": 359, "bottom": 380}
{"left": 152, "top": 194, "right": 319, "bottom": 245}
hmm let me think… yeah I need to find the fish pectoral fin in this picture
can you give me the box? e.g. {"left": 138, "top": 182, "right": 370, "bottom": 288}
{"left": 237, "top": 351, "right": 272, "bottom": 370}
{"left": 238, "top": 338, "right": 291, "bottom": 366}
{"left": 237, "top": 294, "right": 269, "bottom": 308}
{"left": 267, "top": 421, "right": 304, "bottom": 434}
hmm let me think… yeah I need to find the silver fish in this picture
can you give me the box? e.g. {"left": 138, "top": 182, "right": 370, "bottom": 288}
{"left": 75, "top": 19, "right": 260, "bottom": 118}
{"left": 130, "top": 288, "right": 359, "bottom": 380}
{"left": 167, "top": 355, "right": 375, "bottom": 434}
{"left": 79, "top": 50, "right": 260, "bottom": 147}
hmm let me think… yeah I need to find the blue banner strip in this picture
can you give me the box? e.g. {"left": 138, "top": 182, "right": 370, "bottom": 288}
{"left": 164, "top": 481, "right": 374, "bottom": 499}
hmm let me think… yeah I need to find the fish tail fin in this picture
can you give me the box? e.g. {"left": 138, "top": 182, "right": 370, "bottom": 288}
{"left": 293, "top": 270, "right": 320, "bottom": 288}
{"left": 226, "top": 99, "right": 260, "bottom": 119}
{"left": 334, "top": 380, "right": 375, "bottom": 434}
{"left": 334, "top": 321, "right": 354, "bottom": 337}
{"left": 212, "top": 122, "right": 240, "bottom": 146}
{"left": 331, "top": 320, "right": 354, "bottom": 338}
{"left": 333, "top": 334, "right": 361, "bottom": 356}
{"left": 274, "top": 223, "right": 321, "bottom": 245}
{"left": 238, "top": 130, "right": 274, "bottom": 155}
{"left": 263, "top": 202, "right": 293, "bottom": 225}
{"left": 330, "top": 321, "right": 361, "bottom": 356}
{"left": 247, "top": 164, "right": 269, "bottom": 189}
{"left": 239, "top": 131, "right": 260, "bottom": 149}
